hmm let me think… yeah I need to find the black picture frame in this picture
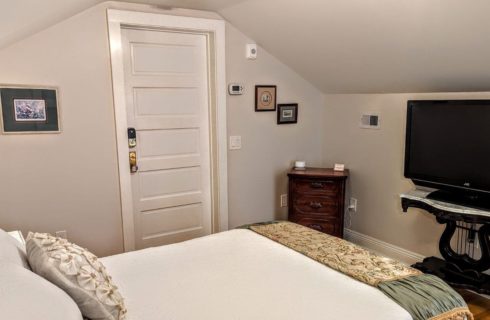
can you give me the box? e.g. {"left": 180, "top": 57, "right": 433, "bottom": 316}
{"left": 0, "top": 87, "right": 60, "bottom": 133}
{"left": 277, "top": 103, "right": 298, "bottom": 124}
{"left": 255, "top": 85, "right": 277, "bottom": 111}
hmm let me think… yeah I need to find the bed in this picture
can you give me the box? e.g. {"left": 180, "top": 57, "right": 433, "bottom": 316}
{"left": 102, "top": 228, "right": 411, "bottom": 320}
{"left": 0, "top": 222, "right": 472, "bottom": 320}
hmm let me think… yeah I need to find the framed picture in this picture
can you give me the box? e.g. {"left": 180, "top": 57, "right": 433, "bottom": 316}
{"left": 255, "top": 85, "right": 277, "bottom": 111}
{"left": 277, "top": 103, "right": 298, "bottom": 124}
{"left": 0, "top": 86, "right": 60, "bottom": 134}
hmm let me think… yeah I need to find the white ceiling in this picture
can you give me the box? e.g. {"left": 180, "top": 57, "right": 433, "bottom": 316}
{"left": 2, "top": 0, "right": 490, "bottom": 93}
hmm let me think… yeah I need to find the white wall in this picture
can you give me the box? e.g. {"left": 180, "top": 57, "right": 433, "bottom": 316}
{"left": 0, "top": 2, "right": 324, "bottom": 255}
{"left": 323, "top": 92, "right": 490, "bottom": 257}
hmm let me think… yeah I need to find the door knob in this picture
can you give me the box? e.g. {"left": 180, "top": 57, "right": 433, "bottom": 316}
{"left": 129, "top": 151, "right": 138, "bottom": 173}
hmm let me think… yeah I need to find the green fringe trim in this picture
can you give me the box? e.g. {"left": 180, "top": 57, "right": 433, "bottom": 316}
{"left": 377, "top": 274, "right": 471, "bottom": 320}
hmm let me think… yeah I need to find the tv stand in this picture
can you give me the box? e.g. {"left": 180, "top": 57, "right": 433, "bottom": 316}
{"left": 401, "top": 189, "right": 490, "bottom": 294}
{"left": 427, "top": 189, "right": 490, "bottom": 211}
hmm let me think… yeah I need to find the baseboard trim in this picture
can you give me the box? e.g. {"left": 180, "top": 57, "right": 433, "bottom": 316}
{"left": 344, "top": 229, "right": 425, "bottom": 266}
{"left": 345, "top": 229, "right": 490, "bottom": 298}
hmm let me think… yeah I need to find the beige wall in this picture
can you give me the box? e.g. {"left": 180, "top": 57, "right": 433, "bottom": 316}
{"left": 0, "top": 2, "right": 324, "bottom": 255}
{"left": 0, "top": 4, "right": 123, "bottom": 257}
{"left": 323, "top": 92, "right": 490, "bottom": 257}
{"left": 226, "top": 24, "right": 324, "bottom": 227}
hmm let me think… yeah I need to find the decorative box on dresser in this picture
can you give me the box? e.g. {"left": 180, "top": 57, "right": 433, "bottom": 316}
{"left": 288, "top": 167, "right": 349, "bottom": 238}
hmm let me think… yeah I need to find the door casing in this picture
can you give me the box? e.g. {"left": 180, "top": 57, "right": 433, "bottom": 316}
{"left": 107, "top": 9, "right": 228, "bottom": 252}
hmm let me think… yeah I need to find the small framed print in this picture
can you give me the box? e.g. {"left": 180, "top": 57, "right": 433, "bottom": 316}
{"left": 255, "top": 85, "right": 277, "bottom": 111}
{"left": 277, "top": 103, "right": 298, "bottom": 124}
{"left": 0, "top": 86, "right": 60, "bottom": 134}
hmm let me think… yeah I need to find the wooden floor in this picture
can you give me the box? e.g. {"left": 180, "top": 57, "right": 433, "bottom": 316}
{"left": 459, "top": 290, "right": 490, "bottom": 320}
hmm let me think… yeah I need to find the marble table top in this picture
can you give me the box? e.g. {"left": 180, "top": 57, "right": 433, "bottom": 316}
{"left": 401, "top": 189, "right": 490, "bottom": 219}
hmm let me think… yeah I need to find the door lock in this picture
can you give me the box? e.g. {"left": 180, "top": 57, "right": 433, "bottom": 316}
{"left": 129, "top": 151, "right": 138, "bottom": 173}
{"left": 128, "top": 128, "right": 137, "bottom": 148}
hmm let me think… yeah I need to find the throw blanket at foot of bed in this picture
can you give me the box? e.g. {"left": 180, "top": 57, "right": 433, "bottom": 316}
{"left": 242, "top": 221, "right": 473, "bottom": 320}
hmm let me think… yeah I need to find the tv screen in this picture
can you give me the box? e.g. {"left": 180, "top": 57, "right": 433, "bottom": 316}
{"left": 405, "top": 100, "right": 490, "bottom": 195}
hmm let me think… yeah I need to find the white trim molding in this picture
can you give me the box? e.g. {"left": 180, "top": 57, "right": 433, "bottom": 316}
{"left": 345, "top": 229, "right": 490, "bottom": 298}
{"left": 107, "top": 9, "right": 228, "bottom": 252}
{"left": 344, "top": 229, "right": 425, "bottom": 265}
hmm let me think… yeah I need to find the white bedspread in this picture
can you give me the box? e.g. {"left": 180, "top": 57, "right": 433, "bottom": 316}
{"left": 101, "top": 229, "right": 411, "bottom": 320}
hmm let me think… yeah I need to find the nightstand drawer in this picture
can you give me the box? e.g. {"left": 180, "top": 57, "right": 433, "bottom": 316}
{"left": 288, "top": 167, "right": 348, "bottom": 238}
{"left": 292, "top": 195, "right": 339, "bottom": 217}
{"left": 293, "top": 179, "right": 340, "bottom": 196}
{"left": 289, "top": 216, "right": 342, "bottom": 237}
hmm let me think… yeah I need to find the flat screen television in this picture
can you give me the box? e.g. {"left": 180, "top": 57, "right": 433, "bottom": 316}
{"left": 404, "top": 100, "right": 490, "bottom": 210}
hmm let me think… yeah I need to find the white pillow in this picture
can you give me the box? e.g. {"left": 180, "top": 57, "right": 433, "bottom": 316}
{"left": 26, "top": 232, "right": 127, "bottom": 320}
{"left": 0, "top": 263, "right": 83, "bottom": 320}
{"left": 0, "top": 228, "right": 29, "bottom": 269}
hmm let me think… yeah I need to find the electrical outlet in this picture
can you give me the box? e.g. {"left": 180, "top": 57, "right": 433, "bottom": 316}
{"left": 349, "top": 198, "right": 358, "bottom": 212}
{"left": 280, "top": 194, "right": 288, "bottom": 207}
{"left": 55, "top": 230, "right": 67, "bottom": 239}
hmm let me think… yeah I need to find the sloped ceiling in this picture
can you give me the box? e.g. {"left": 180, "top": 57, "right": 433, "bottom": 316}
{"left": 2, "top": 0, "right": 490, "bottom": 93}
{"left": 0, "top": 0, "right": 101, "bottom": 50}
{"left": 0, "top": 0, "right": 246, "bottom": 50}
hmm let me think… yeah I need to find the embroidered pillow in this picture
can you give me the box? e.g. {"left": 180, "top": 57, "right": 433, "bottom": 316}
{"left": 26, "top": 232, "right": 127, "bottom": 320}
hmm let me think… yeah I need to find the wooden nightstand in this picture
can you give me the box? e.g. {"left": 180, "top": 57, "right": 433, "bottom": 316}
{"left": 288, "top": 167, "right": 349, "bottom": 238}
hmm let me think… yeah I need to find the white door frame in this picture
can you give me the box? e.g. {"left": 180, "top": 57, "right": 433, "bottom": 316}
{"left": 107, "top": 9, "right": 228, "bottom": 252}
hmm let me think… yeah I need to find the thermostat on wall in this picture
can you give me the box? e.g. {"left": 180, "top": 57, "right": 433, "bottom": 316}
{"left": 360, "top": 114, "right": 380, "bottom": 129}
{"left": 228, "top": 83, "right": 244, "bottom": 95}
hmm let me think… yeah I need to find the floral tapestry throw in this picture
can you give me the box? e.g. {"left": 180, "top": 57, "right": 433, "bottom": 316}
{"left": 242, "top": 221, "right": 473, "bottom": 320}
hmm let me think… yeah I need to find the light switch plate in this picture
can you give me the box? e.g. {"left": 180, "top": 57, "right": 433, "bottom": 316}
{"left": 229, "top": 136, "right": 242, "bottom": 150}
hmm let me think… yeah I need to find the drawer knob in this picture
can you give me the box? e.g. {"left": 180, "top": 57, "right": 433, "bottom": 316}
{"left": 309, "top": 224, "right": 323, "bottom": 231}
{"left": 309, "top": 202, "right": 323, "bottom": 209}
{"left": 310, "top": 182, "right": 324, "bottom": 188}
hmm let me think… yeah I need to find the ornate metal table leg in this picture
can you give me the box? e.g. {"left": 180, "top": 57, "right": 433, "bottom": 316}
{"left": 436, "top": 216, "right": 490, "bottom": 272}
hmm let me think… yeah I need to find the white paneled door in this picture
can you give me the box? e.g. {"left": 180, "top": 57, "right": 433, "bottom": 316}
{"left": 121, "top": 28, "right": 212, "bottom": 249}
